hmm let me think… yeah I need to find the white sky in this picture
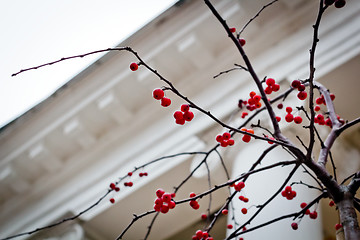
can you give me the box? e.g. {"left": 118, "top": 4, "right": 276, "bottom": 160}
{"left": 0, "top": 0, "right": 177, "bottom": 128}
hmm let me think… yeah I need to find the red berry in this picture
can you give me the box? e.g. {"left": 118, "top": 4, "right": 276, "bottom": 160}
{"left": 183, "top": 111, "right": 194, "bottom": 121}
{"left": 201, "top": 214, "right": 207, "bottom": 220}
{"left": 291, "top": 80, "right": 301, "bottom": 89}
{"left": 314, "top": 105, "right": 321, "bottom": 112}
{"left": 189, "top": 192, "right": 197, "bottom": 198}
{"left": 297, "top": 91, "right": 307, "bottom": 100}
{"left": 266, "top": 78, "right": 275, "bottom": 86}
{"left": 115, "top": 187, "right": 120, "bottom": 192}
{"left": 239, "top": 195, "right": 245, "bottom": 201}
{"left": 230, "top": 27, "right": 236, "bottom": 33}
{"left": 154, "top": 204, "right": 161, "bottom": 212}
{"left": 173, "top": 111, "right": 184, "bottom": 120}
{"left": 276, "top": 116, "right": 281, "bottom": 122}
{"left": 316, "top": 97, "right": 323, "bottom": 105}
{"left": 228, "top": 139, "right": 235, "bottom": 146}
{"left": 253, "top": 95, "right": 262, "bottom": 103}
{"left": 239, "top": 38, "right": 246, "bottom": 46}
{"left": 309, "top": 211, "right": 318, "bottom": 219}
{"left": 152, "top": 88, "right": 164, "bottom": 100}
{"left": 161, "top": 97, "right": 171, "bottom": 107}
{"left": 227, "top": 224, "right": 233, "bottom": 229}
{"left": 130, "top": 62, "right": 138, "bottom": 71}
{"left": 272, "top": 83, "right": 280, "bottom": 92}
{"left": 241, "top": 208, "right": 247, "bottom": 214}
{"left": 202, "top": 232, "right": 209, "bottom": 238}
{"left": 162, "top": 193, "right": 172, "bottom": 203}
{"left": 316, "top": 114, "right": 324, "bottom": 121}
{"left": 285, "top": 113, "right": 294, "bottom": 122}
{"left": 110, "top": 198, "right": 115, "bottom": 204}
{"left": 161, "top": 205, "right": 169, "bottom": 214}
{"left": 330, "top": 93, "right": 336, "bottom": 101}
{"left": 168, "top": 200, "right": 176, "bottom": 209}
{"left": 335, "top": 223, "right": 342, "bottom": 230}
{"left": 291, "top": 222, "right": 298, "bottom": 230}
{"left": 325, "top": 118, "right": 332, "bottom": 127}
{"left": 335, "top": 0, "right": 346, "bottom": 8}
{"left": 294, "top": 116, "right": 303, "bottom": 124}
{"left": 156, "top": 188, "right": 165, "bottom": 198}
{"left": 127, "top": 172, "right": 133, "bottom": 176}
{"left": 154, "top": 197, "right": 163, "bottom": 205}
{"left": 109, "top": 183, "right": 116, "bottom": 189}
{"left": 196, "top": 230, "right": 203, "bottom": 239}
{"left": 286, "top": 107, "right": 293, "bottom": 113}
{"left": 298, "top": 84, "right": 306, "bottom": 91}
{"left": 243, "top": 197, "right": 249, "bottom": 203}
{"left": 285, "top": 186, "right": 292, "bottom": 192}
{"left": 249, "top": 91, "right": 256, "bottom": 98}
{"left": 181, "top": 104, "right": 190, "bottom": 112}
{"left": 221, "top": 140, "right": 229, "bottom": 147}
{"left": 264, "top": 86, "right": 272, "bottom": 95}
{"left": 222, "top": 209, "right": 228, "bottom": 215}
{"left": 175, "top": 118, "right": 186, "bottom": 125}
{"left": 171, "top": 192, "right": 176, "bottom": 198}
{"left": 242, "top": 135, "right": 251, "bottom": 143}
{"left": 127, "top": 181, "right": 133, "bottom": 187}
{"left": 329, "top": 200, "right": 335, "bottom": 207}
{"left": 300, "top": 202, "right": 307, "bottom": 208}
{"left": 223, "top": 132, "right": 231, "bottom": 140}
{"left": 277, "top": 103, "right": 283, "bottom": 109}
{"left": 216, "top": 135, "right": 223, "bottom": 143}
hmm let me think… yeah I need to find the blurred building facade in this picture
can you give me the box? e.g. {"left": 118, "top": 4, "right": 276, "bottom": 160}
{"left": 1, "top": 0, "right": 360, "bottom": 239}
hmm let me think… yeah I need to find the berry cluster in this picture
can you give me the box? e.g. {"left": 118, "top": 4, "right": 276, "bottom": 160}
{"left": 238, "top": 90, "right": 264, "bottom": 118}
{"left": 247, "top": 91, "right": 263, "bottom": 110}
{"left": 281, "top": 186, "right": 297, "bottom": 200}
{"left": 291, "top": 80, "right": 308, "bottom": 100}
{"left": 284, "top": 107, "right": 303, "bottom": 124}
{"left": 228, "top": 27, "right": 246, "bottom": 47}
{"left": 139, "top": 172, "right": 148, "bottom": 177}
{"left": 173, "top": 104, "right": 194, "bottom": 125}
{"left": 264, "top": 78, "right": 280, "bottom": 95}
{"left": 109, "top": 182, "right": 120, "bottom": 192}
{"left": 189, "top": 192, "right": 200, "bottom": 210}
{"left": 216, "top": 132, "right": 235, "bottom": 147}
{"left": 300, "top": 202, "right": 318, "bottom": 219}
{"left": 233, "top": 181, "right": 245, "bottom": 191}
{"left": 315, "top": 93, "right": 335, "bottom": 106}
{"left": 324, "top": 0, "right": 346, "bottom": 8}
{"left": 240, "top": 128, "right": 254, "bottom": 143}
{"left": 238, "top": 195, "right": 249, "bottom": 203}
{"left": 108, "top": 182, "right": 121, "bottom": 204}
{"left": 124, "top": 181, "right": 133, "bottom": 187}
{"left": 152, "top": 88, "right": 171, "bottom": 107}
{"left": 153, "top": 188, "right": 176, "bottom": 214}
{"left": 192, "top": 230, "right": 213, "bottom": 240}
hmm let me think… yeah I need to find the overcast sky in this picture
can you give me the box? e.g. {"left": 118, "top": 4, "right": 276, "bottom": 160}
{"left": 0, "top": 0, "right": 177, "bottom": 128}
